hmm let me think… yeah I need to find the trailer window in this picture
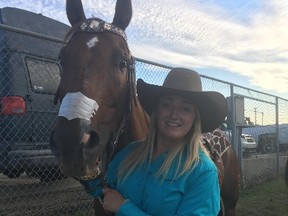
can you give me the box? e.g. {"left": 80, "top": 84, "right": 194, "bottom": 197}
{"left": 26, "top": 57, "right": 60, "bottom": 94}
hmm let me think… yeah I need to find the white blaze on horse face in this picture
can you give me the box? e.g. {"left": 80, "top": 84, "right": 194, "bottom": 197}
{"left": 58, "top": 92, "right": 99, "bottom": 121}
{"left": 86, "top": 37, "right": 99, "bottom": 48}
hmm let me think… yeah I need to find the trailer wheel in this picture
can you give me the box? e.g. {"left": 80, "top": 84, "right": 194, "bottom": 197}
{"left": 260, "top": 142, "right": 274, "bottom": 154}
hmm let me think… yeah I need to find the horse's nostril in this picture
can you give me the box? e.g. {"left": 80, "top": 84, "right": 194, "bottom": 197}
{"left": 81, "top": 132, "right": 90, "bottom": 144}
{"left": 85, "top": 131, "right": 99, "bottom": 148}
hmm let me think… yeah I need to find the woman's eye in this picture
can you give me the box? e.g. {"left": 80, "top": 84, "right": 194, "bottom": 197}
{"left": 119, "top": 60, "right": 127, "bottom": 71}
{"left": 183, "top": 107, "right": 191, "bottom": 112}
{"left": 182, "top": 106, "right": 194, "bottom": 113}
{"left": 159, "top": 102, "right": 171, "bottom": 108}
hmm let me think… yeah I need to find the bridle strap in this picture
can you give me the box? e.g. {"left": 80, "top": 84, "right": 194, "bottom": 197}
{"left": 65, "top": 18, "right": 129, "bottom": 51}
{"left": 100, "top": 57, "right": 136, "bottom": 188}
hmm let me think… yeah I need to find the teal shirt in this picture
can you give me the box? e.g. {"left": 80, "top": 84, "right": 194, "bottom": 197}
{"left": 80, "top": 142, "right": 220, "bottom": 216}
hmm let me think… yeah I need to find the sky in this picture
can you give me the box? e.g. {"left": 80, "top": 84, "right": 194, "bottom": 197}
{"left": 1, "top": 0, "right": 288, "bottom": 100}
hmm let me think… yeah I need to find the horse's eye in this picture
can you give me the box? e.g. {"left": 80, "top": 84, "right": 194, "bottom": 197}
{"left": 119, "top": 60, "right": 128, "bottom": 71}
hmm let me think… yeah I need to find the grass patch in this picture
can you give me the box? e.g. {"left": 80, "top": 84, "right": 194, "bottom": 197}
{"left": 237, "top": 178, "right": 288, "bottom": 216}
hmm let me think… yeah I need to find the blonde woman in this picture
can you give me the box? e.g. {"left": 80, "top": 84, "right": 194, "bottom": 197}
{"left": 80, "top": 68, "right": 227, "bottom": 216}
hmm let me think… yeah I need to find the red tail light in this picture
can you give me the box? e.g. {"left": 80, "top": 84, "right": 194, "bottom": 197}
{"left": 0, "top": 96, "right": 26, "bottom": 115}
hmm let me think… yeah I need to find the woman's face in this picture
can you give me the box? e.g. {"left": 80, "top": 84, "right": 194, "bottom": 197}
{"left": 156, "top": 94, "right": 196, "bottom": 144}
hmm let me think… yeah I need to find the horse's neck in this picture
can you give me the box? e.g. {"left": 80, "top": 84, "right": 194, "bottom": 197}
{"left": 116, "top": 98, "right": 149, "bottom": 152}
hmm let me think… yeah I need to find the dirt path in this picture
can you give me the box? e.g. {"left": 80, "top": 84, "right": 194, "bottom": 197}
{"left": 0, "top": 174, "right": 94, "bottom": 216}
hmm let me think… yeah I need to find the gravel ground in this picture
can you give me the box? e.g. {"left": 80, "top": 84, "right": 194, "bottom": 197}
{"left": 1, "top": 152, "right": 287, "bottom": 215}
{"left": 0, "top": 174, "right": 94, "bottom": 216}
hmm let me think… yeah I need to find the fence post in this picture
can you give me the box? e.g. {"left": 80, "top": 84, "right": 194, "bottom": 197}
{"left": 275, "top": 97, "right": 280, "bottom": 178}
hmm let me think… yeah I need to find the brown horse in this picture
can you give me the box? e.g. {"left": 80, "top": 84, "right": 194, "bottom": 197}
{"left": 50, "top": 0, "right": 240, "bottom": 215}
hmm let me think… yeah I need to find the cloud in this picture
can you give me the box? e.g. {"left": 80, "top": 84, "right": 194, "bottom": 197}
{"left": 0, "top": 0, "right": 288, "bottom": 97}
{"left": 129, "top": 0, "right": 288, "bottom": 95}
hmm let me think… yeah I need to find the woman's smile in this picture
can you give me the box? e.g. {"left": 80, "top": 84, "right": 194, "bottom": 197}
{"left": 156, "top": 94, "right": 196, "bottom": 145}
{"left": 165, "top": 121, "right": 181, "bottom": 127}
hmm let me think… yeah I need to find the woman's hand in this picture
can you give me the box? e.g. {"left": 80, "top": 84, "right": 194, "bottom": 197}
{"left": 102, "top": 187, "right": 125, "bottom": 213}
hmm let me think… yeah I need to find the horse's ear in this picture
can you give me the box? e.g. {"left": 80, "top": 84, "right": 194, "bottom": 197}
{"left": 66, "top": 0, "right": 86, "bottom": 26}
{"left": 112, "top": 0, "right": 132, "bottom": 30}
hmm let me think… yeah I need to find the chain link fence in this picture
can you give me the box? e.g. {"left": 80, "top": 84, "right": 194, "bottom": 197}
{"left": 0, "top": 20, "right": 288, "bottom": 215}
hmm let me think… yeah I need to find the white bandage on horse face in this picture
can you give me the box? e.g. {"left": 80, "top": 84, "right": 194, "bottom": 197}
{"left": 58, "top": 92, "right": 99, "bottom": 121}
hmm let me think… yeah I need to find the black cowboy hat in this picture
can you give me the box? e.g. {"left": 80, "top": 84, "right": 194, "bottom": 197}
{"left": 137, "top": 67, "right": 227, "bottom": 133}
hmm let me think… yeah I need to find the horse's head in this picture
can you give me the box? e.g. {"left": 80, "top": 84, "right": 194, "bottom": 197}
{"left": 50, "top": 0, "right": 135, "bottom": 178}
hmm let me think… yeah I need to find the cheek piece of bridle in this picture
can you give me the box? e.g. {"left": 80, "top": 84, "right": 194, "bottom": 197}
{"left": 54, "top": 18, "right": 137, "bottom": 187}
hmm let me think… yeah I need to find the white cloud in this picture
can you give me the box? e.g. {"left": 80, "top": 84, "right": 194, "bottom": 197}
{"left": 0, "top": 0, "right": 288, "bottom": 97}
{"left": 129, "top": 0, "right": 288, "bottom": 95}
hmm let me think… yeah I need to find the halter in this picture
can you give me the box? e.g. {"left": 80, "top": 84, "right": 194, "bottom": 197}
{"left": 67, "top": 18, "right": 137, "bottom": 184}
{"left": 79, "top": 18, "right": 127, "bottom": 40}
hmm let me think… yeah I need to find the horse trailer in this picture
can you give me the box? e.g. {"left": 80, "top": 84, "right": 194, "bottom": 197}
{"left": 242, "top": 124, "right": 288, "bottom": 154}
{"left": 0, "top": 7, "right": 70, "bottom": 181}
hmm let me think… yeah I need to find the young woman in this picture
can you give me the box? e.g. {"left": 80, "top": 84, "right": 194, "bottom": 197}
{"left": 80, "top": 67, "right": 227, "bottom": 216}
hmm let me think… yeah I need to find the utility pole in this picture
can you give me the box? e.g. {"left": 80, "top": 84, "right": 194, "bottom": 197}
{"left": 261, "top": 112, "right": 264, "bottom": 125}
{"left": 254, "top": 107, "right": 257, "bottom": 125}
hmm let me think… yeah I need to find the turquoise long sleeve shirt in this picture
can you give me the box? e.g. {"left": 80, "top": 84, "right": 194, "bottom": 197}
{"left": 80, "top": 142, "right": 220, "bottom": 216}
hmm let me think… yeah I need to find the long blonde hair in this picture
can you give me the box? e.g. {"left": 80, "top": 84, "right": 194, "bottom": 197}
{"left": 117, "top": 107, "right": 210, "bottom": 181}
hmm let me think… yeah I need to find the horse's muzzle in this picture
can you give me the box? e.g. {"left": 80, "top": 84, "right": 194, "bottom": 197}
{"left": 49, "top": 118, "right": 104, "bottom": 178}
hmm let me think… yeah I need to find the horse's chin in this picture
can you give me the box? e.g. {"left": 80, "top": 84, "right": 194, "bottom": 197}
{"left": 58, "top": 156, "right": 103, "bottom": 180}
{"left": 50, "top": 129, "right": 107, "bottom": 179}
{"left": 59, "top": 154, "right": 103, "bottom": 179}
{"left": 74, "top": 159, "right": 102, "bottom": 180}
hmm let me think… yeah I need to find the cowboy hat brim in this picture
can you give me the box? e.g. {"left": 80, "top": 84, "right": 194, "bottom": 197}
{"left": 137, "top": 79, "right": 227, "bottom": 133}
